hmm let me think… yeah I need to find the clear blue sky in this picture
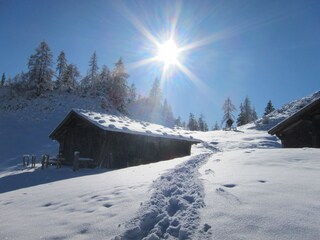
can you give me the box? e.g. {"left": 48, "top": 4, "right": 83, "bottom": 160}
{"left": 1, "top": 0, "right": 320, "bottom": 126}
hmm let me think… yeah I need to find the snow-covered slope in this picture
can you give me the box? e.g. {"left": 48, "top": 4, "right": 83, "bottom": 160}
{"left": 255, "top": 90, "right": 320, "bottom": 130}
{"left": 1, "top": 126, "right": 319, "bottom": 240}
{"left": 1, "top": 92, "right": 320, "bottom": 240}
{"left": 0, "top": 92, "right": 112, "bottom": 165}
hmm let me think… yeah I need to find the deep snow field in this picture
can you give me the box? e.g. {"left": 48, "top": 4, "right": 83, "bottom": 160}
{"left": 0, "top": 126, "right": 319, "bottom": 240}
{"left": 0, "top": 91, "right": 320, "bottom": 239}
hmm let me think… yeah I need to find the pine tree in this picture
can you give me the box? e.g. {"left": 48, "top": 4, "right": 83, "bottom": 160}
{"left": 162, "top": 99, "right": 175, "bottom": 127}
{"left": 148, "top": 78, "right": 162, "bottom": 107}
{"left": 188, "top": 113, "right": 198, "bottom": 131}
{"left": 27, "top": 41, "right": 54, "bottom": 96}
{"left": 213, "top": 121, "right": 220, "bottom": 130}
{"left": 198, "top": 114, "right": 206, "bottom": 131}
{"left": 222, "top": 97, "right": 236, "bottom": 128}
{"left": 128, "top": 83, "right": 137, "bottom": 104}
{"left": 56, "top": 51, "right": 68, "bottom": 88}
{"left": 264, "top": 100, "right": 275, "bottom": 116}
{"left": 11, "top": 71, "right": 28, "bottom": 94}
{"left": 237, "top": 103, "right": 245, "bottom": 126}
{"left": 1, "top": 72, "right": 5, "bottom": 87}
{"left": 243, "top": 96, "right": 252, "bottom": 123}
{"left": 99, "top": 65, "right": 111, "bottom": 95}
{"left": 110, "top": 58, "right": 129, "bottom": 112}
{"left": 236, "top": 96, "right": 257, "bottom": 126}
{"left": 61, "top": 64, "right": 80, "bottom": 92}
{"left": 148, "top": 78, "right": 163, "bottom": 123}
{"left": 175, "top": 116, "right": 182, "bottom": 127}
{"left": 88, "top": 51, "right": 99, "bottom": 94}
{"left": 251, "top": 107, "right": 258, "bottom": 121}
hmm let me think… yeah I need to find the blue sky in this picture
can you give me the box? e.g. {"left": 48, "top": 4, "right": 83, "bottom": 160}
{"left": 1, "top": 0, "right": 320, "bottom": 126}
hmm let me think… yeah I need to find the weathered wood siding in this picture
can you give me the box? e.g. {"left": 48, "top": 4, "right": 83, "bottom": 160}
{"left": 54, "top": 113, "right": 194, "bottom": 168}
{"left": 278, "top": 116, "right": 320, "bottom": 148}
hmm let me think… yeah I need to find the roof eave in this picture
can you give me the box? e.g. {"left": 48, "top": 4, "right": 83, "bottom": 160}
{"left": 268, "top": 98, "right": 320, "bottom": 135}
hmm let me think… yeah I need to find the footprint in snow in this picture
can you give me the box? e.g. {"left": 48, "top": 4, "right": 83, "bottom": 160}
{"left": 103, "top": 203, "right": 113, "bottom": 208}
{"left": 203, "top": 223, "right": 211, "bottom": 232}
{"left": 204, "top": 169, "right": 215, "bottom": 175}
{"left": 222, "top": 184, "right": 237, "bottom": 188}
{"left": 258, "top": 180, "right": 267, "bottom": 183}
{"left": 42, "top": 202, "right": 54, "bottom": 207}
{"left": 216, "top": 187, "right": 241, "bottom": 203}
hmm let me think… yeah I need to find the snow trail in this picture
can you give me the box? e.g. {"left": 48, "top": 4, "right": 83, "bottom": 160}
{"left": 114, "top": 152, "right": 213, "bottom": 240}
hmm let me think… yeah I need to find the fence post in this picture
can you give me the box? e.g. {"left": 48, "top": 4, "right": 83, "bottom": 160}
{"left": 73, "top": 151, "right": 79, "bottom": 171}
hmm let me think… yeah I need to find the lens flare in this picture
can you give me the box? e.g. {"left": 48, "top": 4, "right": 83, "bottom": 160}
{"left": 157, "top": 39, "right": 179, "bottom": 66}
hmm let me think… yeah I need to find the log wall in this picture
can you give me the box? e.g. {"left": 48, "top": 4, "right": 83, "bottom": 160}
{"left": 54, "top": 114, "right": 194, "bottom": 168}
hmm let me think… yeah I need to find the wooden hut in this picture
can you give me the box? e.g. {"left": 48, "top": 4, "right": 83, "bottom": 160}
{"left": 49, "top": 109, "right": 200, "bottom": 168}
{"left": 268, "top": 98, "right": 320, "bottom": 148}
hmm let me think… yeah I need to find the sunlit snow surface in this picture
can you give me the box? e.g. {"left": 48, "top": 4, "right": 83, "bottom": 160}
{"left": 0, "top": 91, "right": 320, "bottom": 239}
{"left": 1, "top": 127, "right": 319, "bottom": 240}
{"left": 74, "top": 109, "right": 198, "bottom": 142}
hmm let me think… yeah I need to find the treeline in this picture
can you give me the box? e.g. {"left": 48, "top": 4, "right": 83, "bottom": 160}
{"left": 221, "top": 96, "right": 275, "bottom": 129}
{"left": 0, "top": 41, "right": 133, "bottom": 113}
{"left": 0, "top": 41, "right": 175, "bottom": 128}
{"left": 172, "top": 113, "right": 209, "bottom": 131}
{"left": 1, "top": 41, "right": 276, "bottom": 131}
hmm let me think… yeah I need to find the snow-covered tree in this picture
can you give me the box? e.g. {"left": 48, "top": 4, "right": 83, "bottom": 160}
{"left": 148, "top": 78, "right": 162, "bottom": 107}
{"left": 56, "top": 51, "right": 68, "bottom": 87}
{"left": 222, "top": 97, "right": 236, "bottom": 128}
{"left": 12, "top": 71, "right": 28, "bottom": 88}
{"left": 264, "top": 100, "right": 275, "bottom": 116}
{"left": 27, "top": 41, "right": 54, "bottom": 96}
{"left": 88, "top": 51, "right": 99, "bottom": 94}
{"left": 128, "top": 83, "right": 137, "bottom": 104}
{"left": 162, "top": 99, "right": 175, "bottom": 127}
{"left": 99, "top": 65, "right": 111, "bottom": 95}
{"left": 89, "top": 51, "right": 98, "bottom": 80}
{"left": 81, "top": 51, "right": 99, "bottom": 94}
{"left": 110, "top": 58, "right": 129, "bottom": 112}
{"left": 61, "top": 64, "right": 80, "bottom": 92}
{"left": 148, "top": 78, "right": 163, "bottom": 123}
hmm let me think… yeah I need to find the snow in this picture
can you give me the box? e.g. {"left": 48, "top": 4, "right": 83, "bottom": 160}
{"left": 1, "top": 92, "right": 320, "bottom": 239}
{"left": 255, "top": 90, "right": 320, "bottom": 130}
{"left": 0, "top": 157, "right": 189, "bottom": 239}
{"left": 197, "top": 129, "right": 320, "bottom": 240}
{"left": 71, "top": 109, "right": 199, "bottom": 142}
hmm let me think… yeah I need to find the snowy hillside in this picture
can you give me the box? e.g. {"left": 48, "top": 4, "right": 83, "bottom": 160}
{"left": 0, "top": 92, "right": 115, "bottom": 163}
{"left": 255, "top": 90, "right": 320, "bottom": 130}
{"left": 1, "top": 125, "right": 319, "bottom": 240}
{"left": 0, "top": 92, "right": 320, "bottom": 239}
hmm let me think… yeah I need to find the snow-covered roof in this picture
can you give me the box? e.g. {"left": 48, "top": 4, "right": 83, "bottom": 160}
{"left": 50, "top": 109, "right": 200, "bottom": 143}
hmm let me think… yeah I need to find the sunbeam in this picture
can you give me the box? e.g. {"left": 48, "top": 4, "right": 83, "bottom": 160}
{"left": 127, "top": 56, "right": 158, "bottom": 71}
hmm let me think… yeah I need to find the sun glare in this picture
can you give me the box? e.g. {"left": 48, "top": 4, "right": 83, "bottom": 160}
{"left": 157, "top": 39, "right": 179, "bottom": 66}
{"left": 121, "top": 2, "right": 212, "bottom": 88}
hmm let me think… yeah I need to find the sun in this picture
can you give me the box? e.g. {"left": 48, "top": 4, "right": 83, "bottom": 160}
{"left": 157, "top": 39, "right": 180, "bottom": 66}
